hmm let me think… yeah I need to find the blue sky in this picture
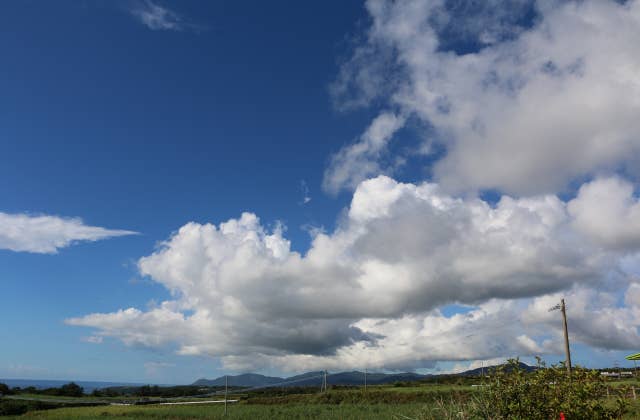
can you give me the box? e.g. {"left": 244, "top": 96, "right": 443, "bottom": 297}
{"left": 1, "top": 0, "right": 365, "bottom": 382}
{"left": 3, "top": 0, "right": 640, "bottom": 384}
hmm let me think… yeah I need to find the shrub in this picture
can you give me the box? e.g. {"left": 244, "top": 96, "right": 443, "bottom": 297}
{"left": 473, "top": 358, "right": 628, "bottom": 420}
{"left": 0, "top": 400, "right": 28, "bottom": 416}
{"left": 59, "top": 382, "right": 84, "bottom": 397}
{"left": 0, "top": 400, "right": 59, "bottom": 416}
{"left": 0, "top": 383, "right": 10, "bottom": 396}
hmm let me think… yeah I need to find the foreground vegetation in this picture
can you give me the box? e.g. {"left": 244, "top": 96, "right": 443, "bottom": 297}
{"left": 2, "top": 359, "right": 639, "bottom": 419}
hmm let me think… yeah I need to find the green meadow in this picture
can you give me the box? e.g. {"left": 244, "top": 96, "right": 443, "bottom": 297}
{"left": 3, "top": 402, "right": 428, "bottom": 420}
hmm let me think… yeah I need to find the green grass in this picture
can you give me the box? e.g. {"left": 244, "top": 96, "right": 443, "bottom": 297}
{"left": 3, "top": 392, "right": 248, "bottom": 404}
{"left": 609, "top": 378, "right": 640, "bottom": 387}
{"left": 4, "top": 395, "right": 107, "bottom": 403}
{"left": 6, "top": 395, "right": 640, "bottom": 419}
{"left": 4, "top": 402, "right": 427, "bottom": 419}
{"left": 377, "top": 384, "right": 472, "bottom": 393}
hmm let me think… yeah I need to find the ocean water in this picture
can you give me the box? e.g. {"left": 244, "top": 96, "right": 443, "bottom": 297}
{"left": 0, "top": 379, "right": 155, "bottom": 393}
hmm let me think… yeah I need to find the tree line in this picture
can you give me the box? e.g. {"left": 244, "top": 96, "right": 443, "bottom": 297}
{"left": 0, "top": 382, "right": 83, "bottom": 397}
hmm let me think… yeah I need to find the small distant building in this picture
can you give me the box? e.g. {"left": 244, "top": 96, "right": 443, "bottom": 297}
{"left": 600, "top": 372, "right": 620, "bottom": 377}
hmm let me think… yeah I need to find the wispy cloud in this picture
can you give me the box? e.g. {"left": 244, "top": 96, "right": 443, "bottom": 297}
{"left": 4, "top": 364, "right": 50, "bottom": 377}
{"left": 81, "top": 335, "right": 104, "bottom": 344}
{"left": 0, "top": 212, "right": 137, "bottom": 254}
{"left": 323, "top": 112, "right": 405, "bottom": 194}
{"left": 129, "top": 0, "right": 186, "bottom": 31}
{"left": 299, "top": 180, "right": 311, "bottom": 205}
{"left": 144, "top": 361, "right": 175, "bottom": 377}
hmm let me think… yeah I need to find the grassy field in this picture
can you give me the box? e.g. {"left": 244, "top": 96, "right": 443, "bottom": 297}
{"left": 0, "top": 384, "right": 475, "bottom": 419}
{"left": 2, "top": 402, "right": 428, "bottom": 419}
{"left": 4, "top": 399, "right": 640, "bottom": 419}
{"left": 4, "top": 395, "right": 91, "bottom": 402}
{"left": 373, "top": 384, "right": 472, "bottom": 393}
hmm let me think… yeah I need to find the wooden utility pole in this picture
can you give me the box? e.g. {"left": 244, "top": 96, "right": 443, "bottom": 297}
{"left": 550, "top": 299, "right": 572, "bottom": 375}
{"left": 560, "top": 299, "right": 572, "bottom": 375}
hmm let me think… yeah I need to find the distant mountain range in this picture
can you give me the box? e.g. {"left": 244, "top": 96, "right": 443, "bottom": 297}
{"left": 192, "top": 362, "right": 534, "bottom": 388}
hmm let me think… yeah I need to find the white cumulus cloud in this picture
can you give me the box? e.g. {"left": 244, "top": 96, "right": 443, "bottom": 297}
{"left": 67, "top": 175, "right": 640, "bottom": 371}
{"left": 569, "top": 176, "right": 640, "bottom": 250}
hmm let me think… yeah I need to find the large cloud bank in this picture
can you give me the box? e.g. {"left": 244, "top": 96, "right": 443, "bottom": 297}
{"left": 326, "top": 0, "right": 640, "bottom": 195}
{"left": 67, "top": 176, "right": 640, "bottom": 371}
